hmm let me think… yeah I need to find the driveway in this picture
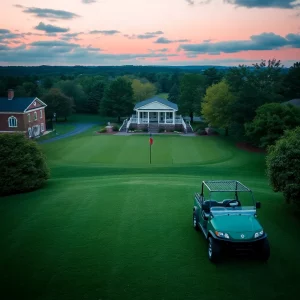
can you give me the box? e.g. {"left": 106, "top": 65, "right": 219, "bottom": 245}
{"left": 38, "top": 123, "right": 97, "bottom": 144}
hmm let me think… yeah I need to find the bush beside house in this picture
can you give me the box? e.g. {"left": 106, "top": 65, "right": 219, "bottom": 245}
{"left": 0, "top": 133, "right": 50, "bottom": 197}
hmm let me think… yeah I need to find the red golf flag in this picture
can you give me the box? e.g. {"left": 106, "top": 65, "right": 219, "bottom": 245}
{"left": 149, "top": 136, "right": 153, "bottom": 145}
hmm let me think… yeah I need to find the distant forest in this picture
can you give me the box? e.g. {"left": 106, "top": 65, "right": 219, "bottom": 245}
{"left": 0, "top": 65, "right": 233, "bottom": 77}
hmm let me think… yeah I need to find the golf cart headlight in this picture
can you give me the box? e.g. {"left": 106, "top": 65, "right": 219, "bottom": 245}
{"left": 254, "top": 230, "right": 264, "bottom": 238}
{"left": 215, "top": 231, "right": 230, "bottom": 239}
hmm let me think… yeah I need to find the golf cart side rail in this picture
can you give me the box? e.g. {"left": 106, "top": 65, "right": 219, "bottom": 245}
{"left": 201, "top": 180, "right": 252, "bottom": 193}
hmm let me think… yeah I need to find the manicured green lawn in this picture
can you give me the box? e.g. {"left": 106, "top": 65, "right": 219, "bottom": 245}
{"left": 42, "top": 134, "right": 235, "bottom": 166}
{"left": 1, "top": 133, "right": 300, "bottom": 300}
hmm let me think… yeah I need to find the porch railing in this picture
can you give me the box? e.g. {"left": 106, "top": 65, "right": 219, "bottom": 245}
{"left": 130, "top": 115, "right": 183, "bottom": 124}
{"left": 119, "top": 118, "right": 128, "bottom": 132}
{"left": 126, "top": 118, "right": 132, "bottom": 131}
{"left": 187, "top": 120, "right": 193, "bottom": 131}
{"left": 182, "top": 118, "right": 187, "bottom": 133}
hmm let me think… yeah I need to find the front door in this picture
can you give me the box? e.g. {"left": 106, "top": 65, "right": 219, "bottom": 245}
{"left": 160, "top": 112, "right": 164, "bottom": 123}
{"left": 149, "top": 112, "right": 157, "bottom": 122}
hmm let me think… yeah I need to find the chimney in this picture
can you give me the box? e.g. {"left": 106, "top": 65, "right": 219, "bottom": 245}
{"left": 8, "top": 89, "right": 14, "bottom": 100}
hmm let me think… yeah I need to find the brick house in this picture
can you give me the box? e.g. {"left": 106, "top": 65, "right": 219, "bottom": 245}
{"left": 0, "top": 89, "right": 47, "bottom": 138}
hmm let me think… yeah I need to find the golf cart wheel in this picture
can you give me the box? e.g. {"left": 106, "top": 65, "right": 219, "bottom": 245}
{"left": 193, "top": 213, "right": 199, "bottom": 231}
{"left": 208, "top": 237, "right": 221, "bottom": 263}
{"left": 257, "top": 238, "right": 270, "bottom": 261}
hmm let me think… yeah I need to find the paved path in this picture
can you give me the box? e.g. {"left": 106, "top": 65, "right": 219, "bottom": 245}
{"left": 38, "top": 123, "right": 97, "bottom": 144}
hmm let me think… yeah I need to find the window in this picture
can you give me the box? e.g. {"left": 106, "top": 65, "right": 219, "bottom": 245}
{"left": 34, "top": 112, "right": 37, "bottom": 120}
{"left": 40, "top": 110, "right": 43, "bottom": 119}
{"left": 41, "top": 123, "right": 44, "bottom": 132}
{"left": 8, "top": 116, "right": 17, "bottom": 127}
{"left": 28, "top": 113, "right": 31, "bottom": 122}
{"left": 33, "top": 101, "right": 36, "bottom": 106}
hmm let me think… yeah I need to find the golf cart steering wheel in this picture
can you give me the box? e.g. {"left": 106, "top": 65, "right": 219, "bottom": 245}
{"left": 225, "top": 199, "right": 241, "bottom": 207}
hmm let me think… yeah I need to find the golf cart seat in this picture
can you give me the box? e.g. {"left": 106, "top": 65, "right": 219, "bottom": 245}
{"left": 202, "top": 199, "right": 241, "bottom": 213}
{"left": 221, "top": 199, "right": 241, "bottom": 207}
{"left": 202, "top": 200, "right": 224, "bottom": 213}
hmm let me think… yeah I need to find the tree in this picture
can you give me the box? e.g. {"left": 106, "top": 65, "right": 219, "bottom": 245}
{"left": 43, "top": 88, "right": 74, "bottom": 120}
{"left": 0, "top": 79, "right": 5, "bottom": 97}
{"left": 86, "top": 81, "right": 105, "bottom": 114}
{"left": 23, "top": 81, "right": 38, "bottom": 97}
{"left": 282, "top": 62, "right": 300, "bottom": 100}
{"left": 100, "top": 77, "right": 134, "bottom": 123}
{"left": 266, "top": 127, "right": 300, "bottom": 206}
{"left": 76, "top": 75, "right": 107, "bottom": 96}
{"left": 245, "top": 103, "right": 300, "bottom": 148}
{"left": 55, "top": 80, "right": 86, "bottom": 112}
{"left": 203, "top": 67, "right": 223, "bottom": 89}
{"left": 131, "top": 79, "right": 157, "bottom": 103}
{"left": 0, "top": 133, "right": 50, "bottom": 196}
{"left": 168, "top": 83, "right": 180, "bottom": 103}
{"left": 225, "top": 60, "right": 285, "bottom": 137}
{"left": 201, "top": 79, "right": 236, "bottom": 135}
{"left": 179, "top": 74, "right": 205, "bottom": 123}
{"left": 170, "top": 72, "right": 180, "bottom": 87}
{"left": 251, "top": 59, "right": 285, "bottom": 103}
{"left": 43, "top": 77, "right": 53, "bottom": 89}
{"left": 14, "top": 85, "right": 27, "bottom": 97}
{"left": 156, "top": 73, "right": 172, "bottom": 93}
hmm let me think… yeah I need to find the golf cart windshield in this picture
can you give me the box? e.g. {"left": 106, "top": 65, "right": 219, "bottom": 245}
{"left": 210, "top": 206, "right": 256, "bottom": 216}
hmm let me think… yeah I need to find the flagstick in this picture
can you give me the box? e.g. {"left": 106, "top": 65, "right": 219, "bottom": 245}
{"left": 150, "top": 143, "right": 152, "bottom": 164}
{"left": 149, "top": 132, "right": 152, "bottom": 164}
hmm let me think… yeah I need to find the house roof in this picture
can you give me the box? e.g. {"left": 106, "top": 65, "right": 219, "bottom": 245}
{"left": 0, "top": 97, "right": 44, "bottom": 112}
{"left": 134, "top": 96, "right": 178, "bottom": 110}
{"left": 285, "top": 99, "right": 300, "bottom": 107}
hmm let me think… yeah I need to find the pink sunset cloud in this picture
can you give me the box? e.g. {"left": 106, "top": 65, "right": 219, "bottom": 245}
{"left": 0, "top": 0, "right": 299, "bottom": 66}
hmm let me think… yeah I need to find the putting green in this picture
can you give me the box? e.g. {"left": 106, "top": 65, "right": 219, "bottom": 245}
{"left": 1, "top": 132, "right": 299, "bottom": 300}
{"left": 43, "top": 134, "right": 236, "bottom": 166}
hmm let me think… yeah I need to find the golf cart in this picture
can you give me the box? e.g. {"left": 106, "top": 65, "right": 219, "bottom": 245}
{"left": 193, "top": 180, "right": 270, "bottom": 263}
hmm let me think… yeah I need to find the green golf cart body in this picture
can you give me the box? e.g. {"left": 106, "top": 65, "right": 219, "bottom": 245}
{"left": 193, "top": 180, "right": 270, "bottom": 263}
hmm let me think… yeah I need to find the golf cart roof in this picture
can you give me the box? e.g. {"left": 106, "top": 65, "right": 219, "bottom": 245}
{"left": 202, "top": 180, "right": 251, "bottom": 192}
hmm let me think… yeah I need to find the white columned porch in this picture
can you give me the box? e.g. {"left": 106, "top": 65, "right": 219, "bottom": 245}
{"left": 137, "top": 110, "right": 140, "bottom": 124}
{"left": 173, "top": 112, "right": 175, "bottom": 124}
{"left": 158, "top": 112, "right": 160, "bottom": 123}
{"left": 164, "top": 112, "right": 166, "bottom": 124}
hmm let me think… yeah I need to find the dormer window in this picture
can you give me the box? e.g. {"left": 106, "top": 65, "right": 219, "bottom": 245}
{"left": 8, "top": 116, "right": 17, "bottom": 127}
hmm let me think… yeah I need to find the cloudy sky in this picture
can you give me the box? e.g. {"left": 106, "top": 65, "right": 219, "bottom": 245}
{"left": 0, "top": 0, "right": 300, "bottom": 66}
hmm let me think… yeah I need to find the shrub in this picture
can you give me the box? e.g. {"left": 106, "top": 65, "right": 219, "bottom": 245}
{"left": 266, "top": 127, "right": 300, "bottom": 206}
{"left": 193, "top": 122, "right": 209, "bottom": 132}
{"left": 0, "top": 133, "right": 50, "bottom": 197}
{"left": 245, "top": 103, "right": 300, "bottom": 148}
{"left": 197, "top": 129, "right": 207, "bottom": 135}
{"left": 99, "top": 127, "right": 106, "bottom": 133}
{"left": 159, "top": 128, "right": 165, "bottom": 133}
{"left": 112, "top": 125, "right": 119, "bottom": 131}
{"left": 142, "top": 127, "right": 148, "bottom": 132}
